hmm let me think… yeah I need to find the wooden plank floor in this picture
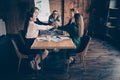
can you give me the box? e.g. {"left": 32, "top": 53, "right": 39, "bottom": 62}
{"left": 68, "top": 38, "right": 120, "bottom": 80}
{"left": 3, "top": 38, "right": 120, "bottom": 80}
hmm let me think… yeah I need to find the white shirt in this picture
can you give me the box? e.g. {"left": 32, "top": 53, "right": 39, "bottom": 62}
{"left": 26, "top": 21, "right": 53, "bottom": 38}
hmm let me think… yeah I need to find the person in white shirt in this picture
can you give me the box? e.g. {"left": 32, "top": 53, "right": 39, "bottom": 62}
{"left": 23, "top": 7, "right": 49, "bottom": 39}
{"left": 26, "top": 22, "right": 53, "bottom": 38}
{"left": 25, "top": 10, "right": 53, "bottom": 70}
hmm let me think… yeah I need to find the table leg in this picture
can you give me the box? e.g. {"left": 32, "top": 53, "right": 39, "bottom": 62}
{"left": 61, "top": 49, "right": 68, "bottom": 73}
{"left": 40, "top": 50, "right": 43, "bottom": 72}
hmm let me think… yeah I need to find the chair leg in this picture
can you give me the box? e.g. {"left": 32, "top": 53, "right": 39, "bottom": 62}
{"left": 80, "top": 55, "right": 86, "bottom": 71}
{"left": 18, "top": 58, "right": 22, "bottom": 72}
{"left": 82, "top": 57, "right": 86, "bottom": 71}
{"left": 82, "top": 57, "right": 85, "bottom": 69}
{"left": 66, "top": 62, "right": 69, "bottom": 72}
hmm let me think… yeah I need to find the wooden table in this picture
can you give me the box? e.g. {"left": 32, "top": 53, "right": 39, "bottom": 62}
{"left": 31, "top": 36, "right": 76, "bottom": 72}
{"left": 31, "top": 37, "right": 76, "bottom": 49}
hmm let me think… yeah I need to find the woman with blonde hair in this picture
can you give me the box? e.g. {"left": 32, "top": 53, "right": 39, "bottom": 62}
{"left": 57, "top": 13, "right": 84, "bottom": 64}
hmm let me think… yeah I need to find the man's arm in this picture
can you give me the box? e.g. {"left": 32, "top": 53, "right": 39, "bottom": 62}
{"left": 35, "top": 18, "right": 50, "bottom": 25}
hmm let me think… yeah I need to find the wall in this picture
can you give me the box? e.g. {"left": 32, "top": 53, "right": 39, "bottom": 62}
{"left": 49, "top": 0, "right": 62, "bottom": 16}
{"left": 0, "top": 0, "right": 34, "bottom": 34}
{"left": 0, "top": 0, "right": 91, "bottom": 34}
{"left": 64, "top": 0, "right": 91, "bottom": 29}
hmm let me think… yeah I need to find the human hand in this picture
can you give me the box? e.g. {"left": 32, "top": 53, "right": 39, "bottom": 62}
{"left": 53, "top": 21, "right": 61, "bottom": 28}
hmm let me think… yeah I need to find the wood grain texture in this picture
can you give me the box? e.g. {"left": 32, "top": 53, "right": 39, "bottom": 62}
{"left": 31, "top": 38, "right": 76, "bottom": 49}
{"left": 64, "top": 0, "right": 91, "bottom": 29}
{"left": 0, "top": 0, "right": 91, "bottom": 33}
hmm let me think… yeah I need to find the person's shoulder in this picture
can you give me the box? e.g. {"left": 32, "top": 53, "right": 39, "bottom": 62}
{"left": 29, "top": 21, "right": 34, "bottom": 24}
{"left": 49, "top": 15, "right": 53, "bottom": 18}
{"left": 68, "top": 23, "right": 74, "bottom": 27}
{"left": 71, "top": 23, "right": 77, "bottom": 27}
{"left": 28, "top": 21, "right": 35, "bottom": 27}
{"left": 35, "top": 18, "right": 43, "bottom": 24}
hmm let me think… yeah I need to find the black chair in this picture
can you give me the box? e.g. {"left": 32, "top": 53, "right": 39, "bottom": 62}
{"left": 0, "top": 35, "right": 17, "bottom": 73}
{"left": 10, "top": 32, "right": 35, "bottom": 72}
{"left": 10, "top": 33, "right": 31, "bottom": 72}
{"left": 18, "top": 30, "right": 26, "bottom": 46}
{"left": 67, "top": 35, "right": 91, "bottom": 72}
{"left": 11, "top": 38, "right": 29, "bottom": 72}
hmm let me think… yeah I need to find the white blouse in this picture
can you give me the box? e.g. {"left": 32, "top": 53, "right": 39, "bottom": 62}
{"left": 26, "top": 21, "right": 53, "bottom": 38}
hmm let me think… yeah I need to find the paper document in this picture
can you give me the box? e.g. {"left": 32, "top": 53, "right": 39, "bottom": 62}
{"left": 51, "top": 36, "right": 70, "bottom": 42}
{"left": 37, "top": 36, "right": 48, "bottom": 42}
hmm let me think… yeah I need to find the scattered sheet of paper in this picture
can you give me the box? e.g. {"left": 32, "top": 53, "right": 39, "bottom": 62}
{"left": 59, "top": 36, "right": 70, "bottom": 40}
{"left": 37, "top": 35, "right": 70, "bottom": 42}
{"left": 36, "top": 36, "right": 48, "bottom": 42}
{"left": 51, "top": 36, "right": 70, "bottom": 42}
{"left": 51, "top": 36, "right": 62, "bottom": 42}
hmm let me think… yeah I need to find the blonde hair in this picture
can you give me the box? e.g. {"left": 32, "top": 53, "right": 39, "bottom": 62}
{"left": 79, "top": 15, "right": 84, "bottom": 37}
{"left": 74, "top": 13, "right": 84, "bottom": 37}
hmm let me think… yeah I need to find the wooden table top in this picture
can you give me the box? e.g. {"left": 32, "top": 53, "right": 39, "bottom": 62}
{"left": 31, "top": 37, "right": 76, "bottom": 49}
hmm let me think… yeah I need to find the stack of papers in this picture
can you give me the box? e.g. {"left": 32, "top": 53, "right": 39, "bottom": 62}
{"left": 51, "top": 36, "right": 70, "bottom": 42}
{"left": 59, "top": 36, "right": 70, "bottom": 40}
{"left": 36, "top": 37, "right": 48, "bottom": 42}
{"left": 37, "top": 36, "right": 70, "bottom": 42}
{"left": 51, "top": 36, "right": 62, "bottom": 42}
